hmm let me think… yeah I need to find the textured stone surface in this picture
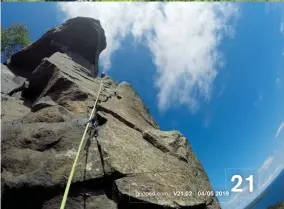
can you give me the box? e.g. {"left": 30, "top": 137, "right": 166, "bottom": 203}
{"left": 1, "top": 64, "right": 30, "bottom": 122}
{"left": 21, "top": 52, "right": 100, "bottom": 110}
{"left": 1, "top": 17, "right": 220, "bottom": 209}
{"left": 98, "top": 81, "right": 159, "bottom": 132}
{"left": 1, "top": 119, "right": 105, "bottom": 208}
{"left": 31, "top": 96, "right": 58, "bottom": 112}
{"left": 7, "top": 17, "right": 106, "bottom": 78}
{"left": 142, "top": 129, "right": 193, "bottom": 163}
{"left": 42, "top": 194, "right": 117, "bottom": 209}
{"left": 1, "top": 64, "right": 27, "bottom": 96}
{"left": 1, "top": 95, "right": 30, "bottom": 122}
{"left": 96, "top": 113, "right": 217, "bottom": 208}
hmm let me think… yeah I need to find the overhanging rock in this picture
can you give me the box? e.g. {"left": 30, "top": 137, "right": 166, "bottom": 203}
{"left": 7, "top": 17, "right": 106, "bottom": 78}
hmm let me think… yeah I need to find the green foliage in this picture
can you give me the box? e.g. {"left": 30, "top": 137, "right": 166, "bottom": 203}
{"left": 1, "top": 24, "right": 31, "bottom": 60}
{"left": 268, "top": 201, "right": 284, "bottom": 209}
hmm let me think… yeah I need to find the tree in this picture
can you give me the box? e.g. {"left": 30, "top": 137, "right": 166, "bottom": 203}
{"left": 268, "top": 201, "right": 284, "bottom": 209}
{"left": 1, "top": 24, "right": 30, "bottom": 60}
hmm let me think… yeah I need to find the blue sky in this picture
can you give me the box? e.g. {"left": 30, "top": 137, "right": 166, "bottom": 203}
{"left": 2, "top": 3, "right": 284, "bottom": 208}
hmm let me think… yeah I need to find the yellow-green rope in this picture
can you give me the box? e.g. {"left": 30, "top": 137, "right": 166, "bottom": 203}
{"left": 60, "top": 79, "right": 103, "bottom": 209}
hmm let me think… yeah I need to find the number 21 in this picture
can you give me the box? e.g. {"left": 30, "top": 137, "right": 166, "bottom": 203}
{"left": 231, "top": 175, "right": 253, "bottom": 192}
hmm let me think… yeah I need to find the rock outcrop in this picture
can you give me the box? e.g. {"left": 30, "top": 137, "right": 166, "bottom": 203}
{"left": 6, "top": 17, "right": 106, "bottom": 78}
{"left": 1, "top": 64, "right": 30, "bottom": 122}
{"left": 1, "top": 17, "right": 220, "bottom": 209}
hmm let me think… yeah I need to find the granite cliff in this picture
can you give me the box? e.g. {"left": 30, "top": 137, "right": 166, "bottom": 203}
{"left": 1, "top": 17, "right": 221, "bottom": 209}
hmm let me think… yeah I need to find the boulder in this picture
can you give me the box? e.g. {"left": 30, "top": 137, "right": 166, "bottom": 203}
{"left": 7, "top": 17, "right": 106, "bottom": 78}
{"left": 142, "top": 129, "right": 193, "bottom": 163}
{"left": 1, "top": 64, "right": 31, "bottom": 122}
{"left": 21, "top": 52, "right": 99, "bottom": 110}
{"left": 1, "top": 64, "right": 27, "bottom": 96}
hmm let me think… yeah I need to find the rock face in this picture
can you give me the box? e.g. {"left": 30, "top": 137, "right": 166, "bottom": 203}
{"left": 6, "top": 17, "right": 106, "bottom": 78}
{"left": 1, "top": 64, "right": 30, "bottom": 122}
{"left": 1, "top": 17, "right": 220, "bottom": 209}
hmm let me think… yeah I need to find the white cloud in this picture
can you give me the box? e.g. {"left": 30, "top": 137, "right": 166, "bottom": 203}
{"left": 57, "top": 3, "right": 239, "bottom": 112}
{"left": 275, "top": 164, "right": 283, "bottom": 175}
{"left": 275, "top": 122, "right": 284, "bottom": 139}
{"left": 258, "top": 163, "right": 283, "bottom": 192}
{"left": 224, "top": 185, "right": 257, "bottom": 209}
{"left": 260, "top": 173, "right": 274, "bottom": 190}
{"left": 258, "top": 156, "right": 275, "bottom": 173}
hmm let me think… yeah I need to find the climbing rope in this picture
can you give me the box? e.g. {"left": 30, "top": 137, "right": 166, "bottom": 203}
{"left": 60, "top": 78, "right": 103, "bottom": 209}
